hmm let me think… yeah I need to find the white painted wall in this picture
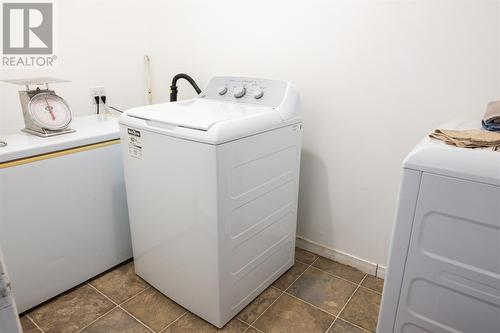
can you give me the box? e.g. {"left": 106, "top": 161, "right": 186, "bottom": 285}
{"left": 0, "top": 0, "right": 151, "bottom": 134}
{"left": 1, "top": 0, "right": 499, "bottom": 267}
{"left": 145, "top": 0, "right": 500, "bottom": 266}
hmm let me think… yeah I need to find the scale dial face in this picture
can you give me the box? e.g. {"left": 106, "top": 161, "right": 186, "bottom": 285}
{"left": 28, "top": 92, "right": 72, "bottom": 131}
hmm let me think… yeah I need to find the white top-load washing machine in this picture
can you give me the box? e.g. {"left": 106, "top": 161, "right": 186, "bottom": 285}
{"left": 378, "top": 120, "right": 500, "bottom": 333}
{"left": 119, "top": 76, "right": 302, "bottom": 327}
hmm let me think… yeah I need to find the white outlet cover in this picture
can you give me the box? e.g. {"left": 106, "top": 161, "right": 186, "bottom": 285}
{"left": 90, "top": 86, "right": 106, "bottom": 104}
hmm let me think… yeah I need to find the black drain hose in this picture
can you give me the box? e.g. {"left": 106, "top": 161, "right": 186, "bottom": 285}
{"left": 170, "top": 73, "right": 201, "bottom": 102}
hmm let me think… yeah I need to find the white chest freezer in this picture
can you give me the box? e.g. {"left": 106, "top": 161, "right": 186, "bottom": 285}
{"left": 378, "top": 120, "right": 500, "bottom": 333}
{"left": 119, "top": 76, "right": 302, "bottom": 327}
{"left": 0, "top": 115, "right": 132, "bottom": 312}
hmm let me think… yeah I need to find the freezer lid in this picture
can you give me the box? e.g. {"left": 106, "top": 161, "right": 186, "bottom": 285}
{"left": 0, "top": 115, "right": 120, "bottom": 163}
{"left": 125, "top": 99, "right": 269, "bottom": 131}
{"left": 404, "top": 119, "right": 500, "bottom": 185}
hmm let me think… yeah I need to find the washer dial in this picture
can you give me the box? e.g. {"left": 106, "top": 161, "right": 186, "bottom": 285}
{"left": 28, "top": 93, "right": 72, "bottom": 131}
{"left": 233, "top": 86, "right": 246, "bottom": 98}
{"left": 254, "top": 89, "right": 264, "bottom": 99}
{"left": 218, "top": 87, "right": 228, "bottom": 95}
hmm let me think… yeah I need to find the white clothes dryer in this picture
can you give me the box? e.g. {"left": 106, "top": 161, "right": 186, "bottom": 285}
{"left": 378, "top": 120, "right": 500, "bottom": 333}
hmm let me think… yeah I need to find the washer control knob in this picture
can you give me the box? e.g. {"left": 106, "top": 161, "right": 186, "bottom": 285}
{"left": 254, "top": 89, "right": 264, "bottom": 99}
{"left": 233, "top": 86, "right": 246, "bottom": 98}
{"left": 218, "top": 87, "right": 228, "bottom": 95}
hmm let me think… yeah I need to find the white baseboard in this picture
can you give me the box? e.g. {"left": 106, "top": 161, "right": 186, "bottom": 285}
{"left": 375, "top": 265, "right": 386, "bottom": 279}
{"left": 296, "top": 236, "right": 385, "bottom": 279}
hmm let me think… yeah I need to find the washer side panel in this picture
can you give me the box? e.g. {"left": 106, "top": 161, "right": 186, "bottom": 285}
{"left": 216, "top": 124, "right": 302, "bottom": 326}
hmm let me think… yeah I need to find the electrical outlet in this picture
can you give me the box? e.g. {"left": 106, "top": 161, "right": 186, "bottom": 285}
{"left": 90, "top": 86, "right": 106, "bottom": 105}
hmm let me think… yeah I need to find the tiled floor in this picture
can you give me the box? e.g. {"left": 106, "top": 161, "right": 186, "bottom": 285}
{"left": 20, "top": 248, "right": 383, "bottom": 333}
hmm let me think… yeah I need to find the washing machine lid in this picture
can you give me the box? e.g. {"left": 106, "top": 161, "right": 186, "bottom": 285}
{"left": 120, "top": 76, "right": 302, "bottom": 144}
{"left": 404, "top": 119, "right": 500, "bottom": 186}
{"left": 125, "top": 99, "right": 269, "bottom": 131}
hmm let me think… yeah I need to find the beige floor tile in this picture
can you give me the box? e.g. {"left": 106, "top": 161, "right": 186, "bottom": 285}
{"left": 237, "top": 286, "right": 282, "bottom": 324}
{"left": 162, "top": 312, "right": 248, "bottom": 332}
{"left": 295, "top": 248, "right": 318, "bottom": 265}
{"left": 20, "top": 316, "right": 42, "bottom": 333}
{"left": 80, "top": 308, "right": 151, "bottom": 333}
{"left": 253, "top": 293, "right": 334, "bottom": 333}
{"left": 313, "top": 258, "right": 365, "bottom": 284}
{"left": 20, "top": 255, "right": 382, "bottom": 333}
{"left": 328, "top": 319, "right": 366, "bottom": 333}
{"left": 287, "top": 267, "right": 357, "bottom": 315}
{"left": 340, "top": 288, "right": 381, "bottom": 332}
{"left": 89, "top": 261, "right": 150, "bottom": 303}
{"left": 272, "top": 261, "right": 308, "bottom": 291}
{"left": 361, "top": 275, "right": 384, "bottom": 294}
{"left": 122, "top": 287, "right": 186, "bottom": 332}
{"left": 245, "top": 328, "right": 261, "bottom": 333}
{"left": 29, "top": 284, "right": 115, "bottom": 333}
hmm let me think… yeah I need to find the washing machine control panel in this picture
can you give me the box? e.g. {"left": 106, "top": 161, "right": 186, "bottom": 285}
{"left": 200, "top": 77, "right": 288, "bottom": 107}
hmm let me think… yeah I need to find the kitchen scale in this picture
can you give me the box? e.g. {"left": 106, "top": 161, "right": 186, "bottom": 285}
{"left": 2, "top": 78, "right": 75, "bottom": 137}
